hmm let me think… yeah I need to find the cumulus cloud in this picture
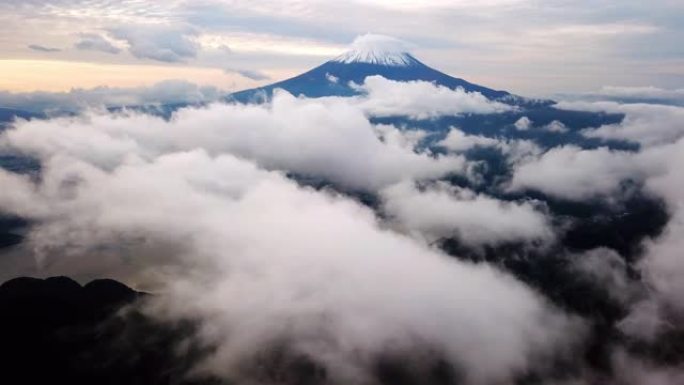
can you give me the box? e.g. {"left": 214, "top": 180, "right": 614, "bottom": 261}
{"left": 1, "top": 90, "right": 463, "bottom": 191}
{"left": 0, "top": 149, "right": 581, "bottom": 384}
{"left": 381, "top": 181, "right": 553, "bottom": 247}
{"left": 27, "top": 44, "right": 61, "bottom": 52}
{"left": 372, "top": 123, "right": 428, "bottom": 150}
{"left": 350, "top": 75, "right": 514, "bottom": 119}
{"left": 541, "top": 120, "right": 568, "bottom": 133}
{"left": 0, "top": 95, "right": 582, "bottom": 384}
{"left": 514, "top": 116, "right": 532, "bottom": 130}
{"left": 507, "top": 145, "right": 648, "bottom": 200}
{"left": 109, "top": 24, "right": 199, "bottom": 63}
{"left": 437, "top": 127, "right": 500, "bottom": 152}
{"left": 556, "top": 100, "right": 684, "bottom": 146}
{"left": 74, "top": 33, "right": 121, "bottom": 54}
{"left": 0, "top": 80, "right": 225, "bottom": 114}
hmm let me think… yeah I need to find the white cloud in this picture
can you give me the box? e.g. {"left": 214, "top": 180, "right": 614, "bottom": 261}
{"left": 2, "top": 90, "right": 464, "bottom": 191}
{"left": 381, "top": 181, "right": 553, "bottom": 247}
{"left": 514, "top": 116, "right": 532, "bottom": 130}
{"left": 556, "top": 101, "right": 684, "bottom": 146}
{"left": 372, "top": 123, "right": 428, "bottom": 150}
{"left": 27, "top": 44, "right": 61, "bottom": 53}
{"left": 437, "top": 127, "right": 500, "bottom": 152}
{"left": 621, "top": 138, "right": 684, "bottom": 340}
{"left": 571, "top": 247, "right": 636, "bottom": 304}
{"left": 592, "top": 86, "right": 684, "bottom": 105}
{"left": 325, "top": 72, "right": 338, "bottom": 83}
{"left": 351, "top": 75, "right": 514, "bottom": 119}
{"left": 0, "top": 104, "right": 581, "bottom": 384}
{"left": 436, "top": 127, "right": 543, "bottom": 165}
{"left": 507, "top": 146, "right": 646, "bottom": 200}
{"left": 542, "top": 120, "right": 568, "bottom": 133}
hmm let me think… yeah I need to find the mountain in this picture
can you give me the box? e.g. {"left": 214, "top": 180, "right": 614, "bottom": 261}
{"left": 0, "top": 276, "right": 219, "bottom": 385}
{"left": 229, "top": 35, "right": 548, "bottom": 107}
{"left": 228, "top": 35, "right": 627, "bottom": 150}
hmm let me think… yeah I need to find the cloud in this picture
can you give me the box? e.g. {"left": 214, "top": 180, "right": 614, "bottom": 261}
{"left": 349, "top": 76, "right": 514, "bottom": 119}
{"left": 556, "top": 100, "right": 684, "bottom": 147}
{"left": 541, "top": 120, "right": 568, "bottom": 133}
{"left": 0, "top": 99, "right": 582, "bottom": 384}
{"left": 514, "top": 116, "right": 532, "bottom": 130}
{"left": 224, "top": 68, "right": 270, "bottom": 81}
{"left": 437, "top": 127, "right": 500, "bottom": 152}
{"left": 570, "top": 247, "right": 636, "bottom": 304}
{"left": 598, "top": 86, "right": 684, "bottom": 102}
{"left": 620, "top": 137, "right": 684, "bottom": 341}
{"left": 74, "top": 33, "right": 121, "bottom": 54}
{"left": 325, "top": 72, "right": 339, "bottom": 83}
{"left": 27, "top": 44, "right": 61, "bottom": 52}
{"left": 347, "top": 33, "right": 413, "bottom": 54}
{"left": 381, "top": 181, "right": 553, "bottom": 247}
{"left": 109, "top": 24, "right": 199, "bottom": 63}
{"left": 563, "top": 86, "right": 684, "bottom": 106}
{"left": 437, "top": 127, "right": 543, "bottom": 164}
{"left": 610, "top": 349, "right": 684, "bottom": 385}
{"left": 1, "top": 90, "right": 464, "bottom": 191}
{"left": 3, "top": 1, "right": 684, "bottom": 94}
{"left": 334, "top": 33, "right": 414, "bottom": 64}
{"left": 373, "top": 123, "right": 428, "bottom": 150}
{"left": 507, "top": 145, "right": 646, "bottom": 200}
{"left": 0, "top": 80, "right": 226, "bottom": 114}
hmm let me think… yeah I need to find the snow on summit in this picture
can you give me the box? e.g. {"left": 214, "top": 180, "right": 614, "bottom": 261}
{"left": 333, "top": 34, "right": 418, "bottom": 66}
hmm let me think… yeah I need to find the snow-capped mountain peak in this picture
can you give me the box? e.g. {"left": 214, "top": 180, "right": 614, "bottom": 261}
{"left": 332, "top": 34, "right": 418, "bottom": 67}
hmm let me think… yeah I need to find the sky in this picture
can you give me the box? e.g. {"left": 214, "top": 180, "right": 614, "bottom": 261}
{"left": 3, "top": 2, "right": 684, "bottom": 383}
{"left": 0, "top": 0, "right": 682, "bottom": 96}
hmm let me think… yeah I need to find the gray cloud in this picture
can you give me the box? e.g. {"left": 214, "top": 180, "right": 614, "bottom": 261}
{"left": 224, "top": 68, "right": 270, "bottom": 81}
{"left": 74, "top": 33, "right": 121, "bottom": 54}
{"left": 27, "top": 44, "right": 61, "bottom": 52}
{"left": 109, "top": 24, "right": 199, "bottom": 63}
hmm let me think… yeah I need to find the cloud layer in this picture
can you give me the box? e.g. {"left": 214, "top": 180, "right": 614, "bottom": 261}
{"left": 0, "top": 89, "right": 581, "bottom": 384}
{"left": 1, "top": 74, "right": 684, "bottom": 383}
